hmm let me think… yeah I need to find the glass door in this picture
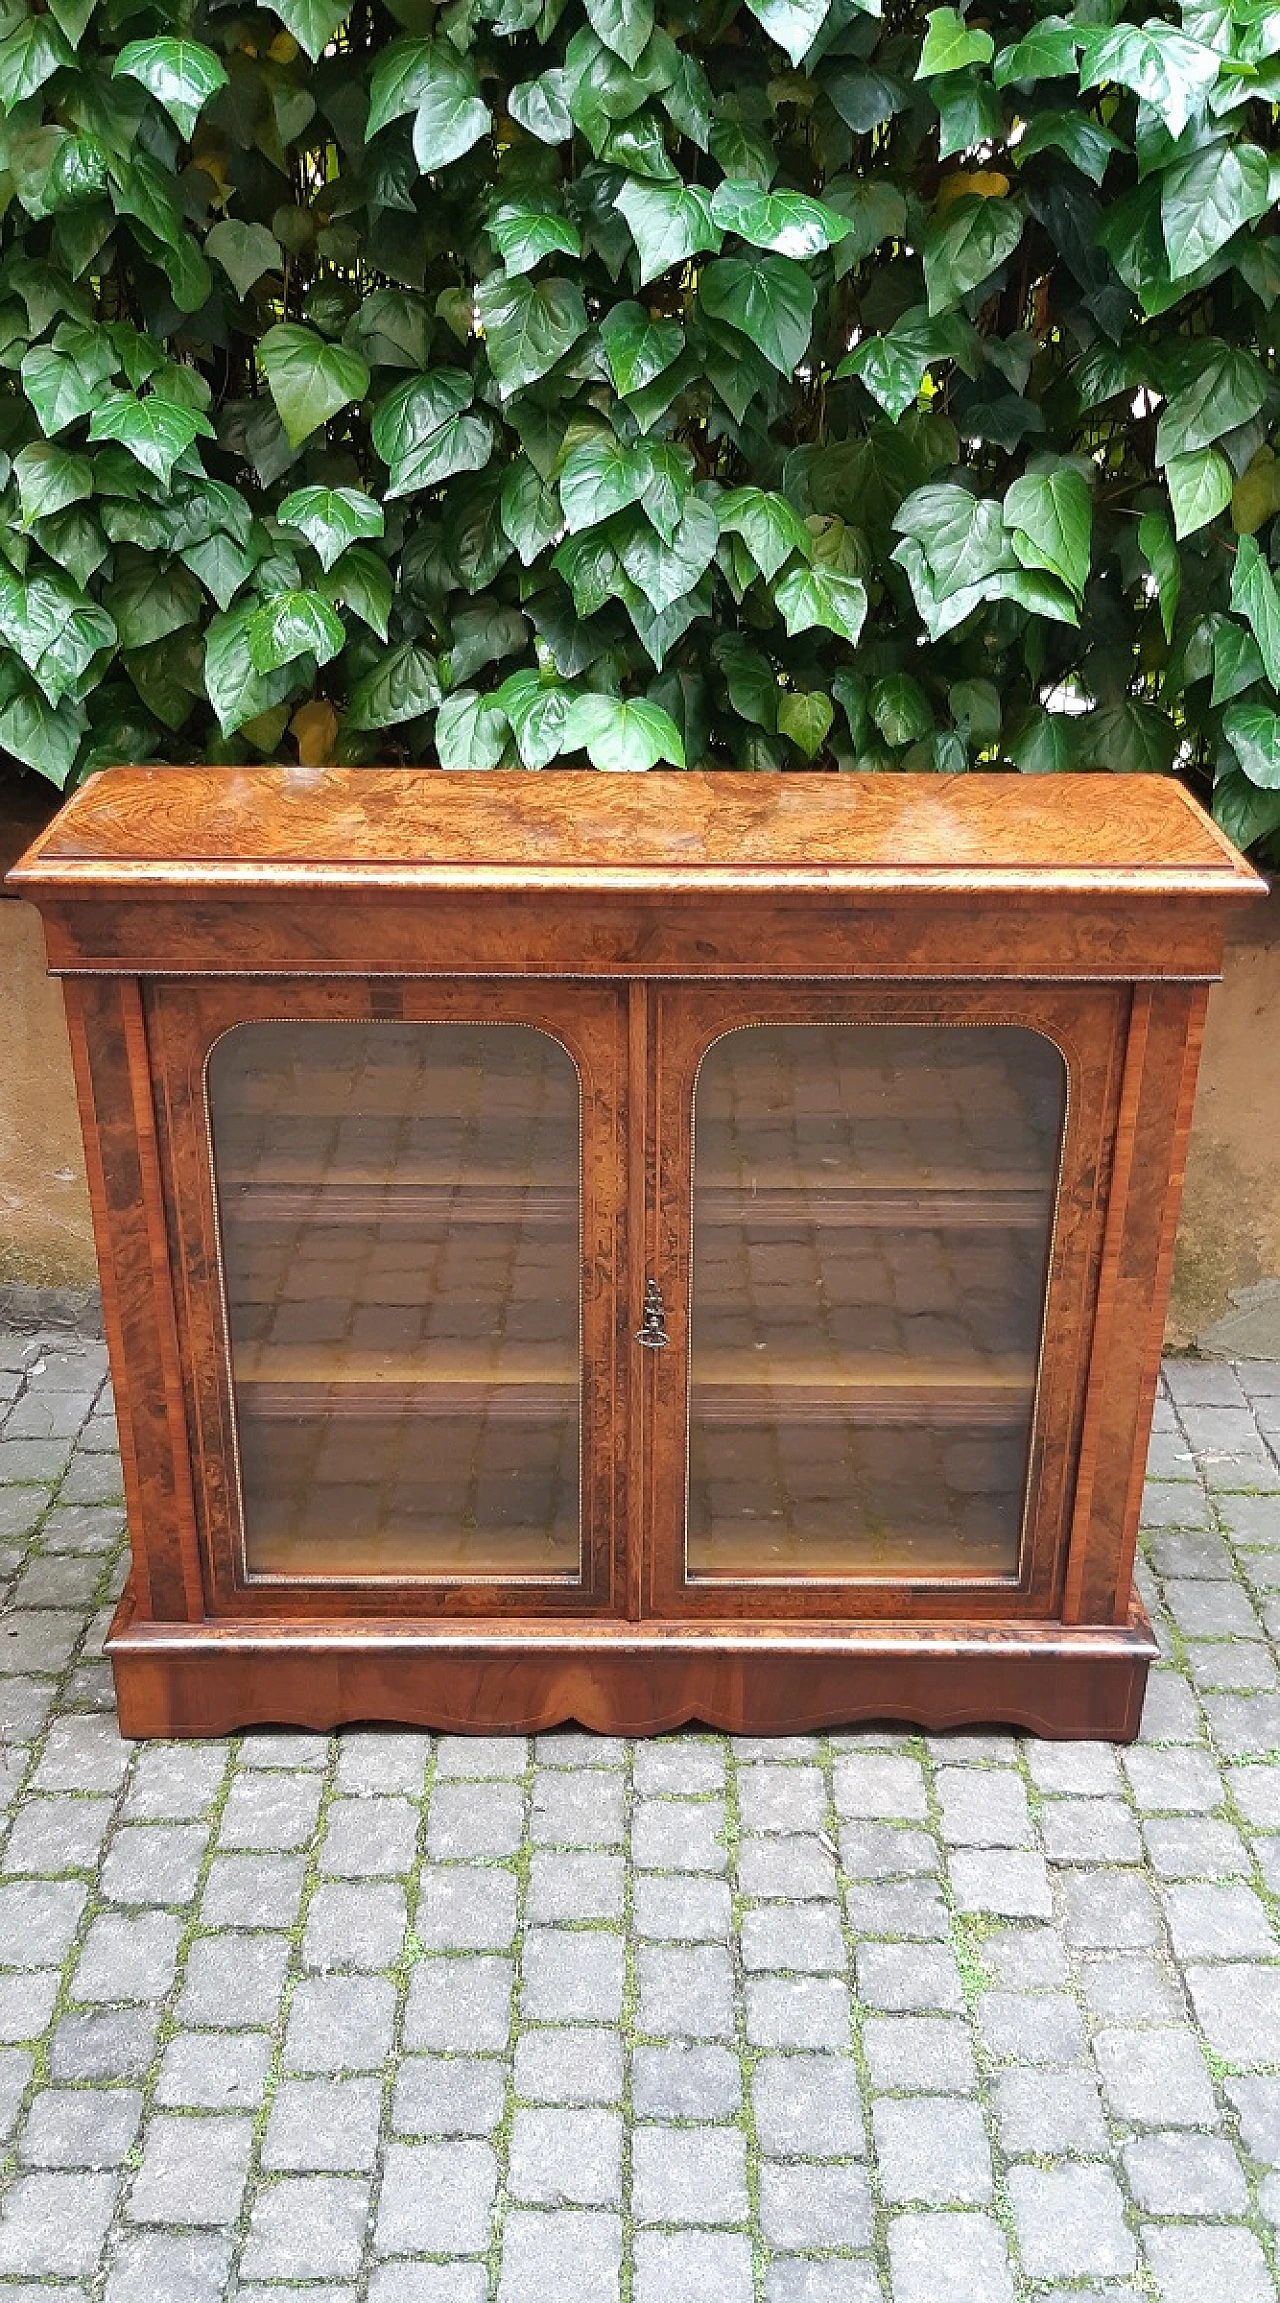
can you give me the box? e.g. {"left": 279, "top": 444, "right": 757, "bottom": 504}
{"left": 151, "top": 982, "right": 628, "bottom": 1616}
{"left": 646, "top": 988, "right": 1125, "bottom": 1618}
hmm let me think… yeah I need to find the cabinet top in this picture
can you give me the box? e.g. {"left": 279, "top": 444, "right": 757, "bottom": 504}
{"left": 11, "top": 764, "right": 1261, "bottom": 900}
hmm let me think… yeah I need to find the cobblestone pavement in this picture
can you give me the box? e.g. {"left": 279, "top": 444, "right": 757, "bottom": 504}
{"left": 1, "top": 1331, "right": 1280, "bottom": 2299}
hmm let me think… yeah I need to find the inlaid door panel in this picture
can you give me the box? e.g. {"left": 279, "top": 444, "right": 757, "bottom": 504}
{"left": 147, "top": 979, "right": 629, "bottom": 1619}
{"left": 643, "top": 985, "right": 1130, "bottom": 1620}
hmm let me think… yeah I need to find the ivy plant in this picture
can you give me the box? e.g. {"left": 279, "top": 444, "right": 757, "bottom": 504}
{"left": 2, "top": 0, "right": 1280, "bottom": 845}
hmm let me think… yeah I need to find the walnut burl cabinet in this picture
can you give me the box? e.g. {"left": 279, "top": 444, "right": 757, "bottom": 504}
{"left": 10, "top": 767, "right": 1262, "bottom": 1741}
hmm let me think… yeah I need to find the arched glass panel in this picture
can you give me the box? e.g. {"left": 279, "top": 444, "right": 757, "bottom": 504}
{"left": 207, "top": 1021, "right": 581, "bottom": 1582}
{"left": 687, "top": 1024, "right": 1066, "bottom": 1582}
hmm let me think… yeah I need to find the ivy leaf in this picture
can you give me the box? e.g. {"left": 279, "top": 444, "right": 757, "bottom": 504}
{"left": 205, "top": 221, "right": 281, "bottom": 300}
{"left": 1166, "top": 446, "right": 1233, "bottom": 538}
{"left": 1230, "top": 535, "right": 1280, "bottom": 689}
{"left": 1080, "top": 697, "right": 1177, "bottom": 775}
{"left": 267, "top": 0, "right": 350, "bottom": 64}
{"left": 104, "top": 557, "right": 203, "bottom": 649}
{"left": 476, "top": 274, "right": 588, "bottom": 395}
{"left": 563, "top": 691, "right": 685, "bottom": 770}
{"left": 584, "top": 0, "right": 654, "bottom": 72}
{"left": 1003, "top": 466, "right": 1092, "bottom": 599}
{"left": 1161, "top": 139, "right": 1269, "bottom": 279}
{"left": 0, "top": 684, "right": 83, "bottom": 788}
{"left": 709, "top": 180, "right": 851, "bottom": 258}
{"left": 499, "top": 461, "right": 564, "bottom": 565}
{"left": 699, "top": 258, "right": 816, "bottom": 374}
{"left": 916, "top": 8, "right": 995, "bottom": 78}
{"left": 276, "top": 486, "right": 385, "bottom": 573}
{"left": 347, "top": 641, "right": 443, "bottom": 729}
{"left": 1138, "top": 510, "right": 1181, "bottom": 642}
{"left": 487, "top": 200, "right": 582, "bottom": 278}
{"left": 410, "top": 53, "right": 491, "bottom": 173}
{"left": 495, "top": 669, "right": 574, "bottom": 766}
{"left": 742, "top": 0, "right": 832, "bottom": 69}
{"left": 774, "top": 564, "right": 869, "bottom": 645}
{"left": 838, "top": 307, "right": 979, "bottom": 421}
{"left": 1015, "top": 110, "right": 1123, "bottom": 187}
{"left": 923, "top": 196, "right": 1024, "bottom": 315}
{"left": 372, "top": 371, "right": 473, "bottom": 464}
{"left": 0, "top": 18, "right": 75, "bottom": 110}
{"left": 385, "top": 412, "right": 494, "bottom": 497}
{"left": 1224, "top": 701, "right": 1280, "bottom": 789}
{"left": 777, "top": 689, "right": 834, "bottom": 757}
{"left": 616, "top": 497, "right": 719, "bottom": 609}
{"left": 871, "top": 673, "right": 932, "bottom": 746}
{"left": 203, "top": 603, "right": 298, "bottom": 735}
{"left": 435, "top": 688, "right": 509, "bottom": 768}
{"left": 599, "top": 301, "right": 684, "bottom": 396}
{"left": 1079, "top": 20, "right": 1221, "bottom": 141}
{"left": 993, "top": 17, "right": 1078, "bottom": 85}
{"left": 323, "top": 548, "right": 392, "bottom": 642}
{"left": 259, "top": 325, "right": 369, "bottom": 447}
{"left": 716, "top": 487, "right": 811, "bottom": 583}
{"left": 509, "top": 69, "right": 573, "bottom": 143}
{"left": 1155, "top": 344, "right": 1269, "bottom": 465}
{"left": 616, "top": 178, "right": 720, "bottom": 286}
{"left": 112, "top": 40, "right": 228, "bottom": 142}
{"left": 248, "top": 588, "right": 345, "bottom": 674}
{"left": 13, "top": 442, "right": 92, "bottom": 525}
{"left": 88, "top": 393, "right": 215, "bottom": 483}
{"left": 560, "top": 433, "right": 650, "bottom": 531}
{"left": 21, "top": 343, "right": 100, "bottom": 438}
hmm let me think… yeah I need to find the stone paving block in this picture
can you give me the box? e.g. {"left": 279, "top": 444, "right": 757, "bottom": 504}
{"left": 403, "top": 1957, "right": 512, "bottom": 2051}
{"left": 1007, "top": 2165, "right": 1137, "bottom": 2278}
{"left": 0, "top": 1874, "right": 86, "bottom": 1962}
{"left": 217, "top": 1770, "right": 324, "bottom": 1851}
{"left": 499, "top": 2209, "right": 622, "bottom": 2303}
{"left": 1164, "top": 1581, "right": 1265, "bottom": 1639}
{"left": 304, "top": 1879, "right": 408, "bottom": 1970}
{"left": 3, "top": 1793, "right": 113, "bottom": 1872}
{"left": 839, "top": 1824, "right": 938, "bottom": 1878}
{"left": 1134, "top": 1671, "right": 1206, "bottom": 1743}
{"left": 102, "top": 2229, "right": 232, "bottom": 2303}
{"left": 633, "top": 1741, "right": 725, "bottom": 1794}
{"left": 1162, "top": 1880, "right": 1277, "bottom": 1958}
{"left": 241, "top": 2175, "right": 371, "bottom": 2279}
{"left": 1057, "top": 1870, "right": 1162, "bottom": 1947}
{"left": 524, "top": 1931, "right": 624, "bottom": 2023}
{"left": 319, "top": 1795, "right": 418, "bottom": 1875}
{"left": 126, "top": 2112, "right": 253, "bottom": 2224}
{"left": 437, "top": 1735, "right": 530, "bottom": 1778}
{"left": 635, "top": 1874, "right": 731, "bottom": 1941}
{"left": 752, "top": 2053, "right": 865, "bottom": 2155}
{"left": 19, "top": 2086, "right": 141, "bottom": 2167}
{"left": 1187, "top": 1638, "right": 1279, "bottom": 1689}
{"left": 176, "top": 1932, "right": 291, "bottom": 2028}
{"left": 855, "top": 1942, "right": 963, "bottom": 2012}
{"left": 887, "top": 2212, "right": 1014, "bottom": 2303}
{"left": 1122, "top": 2132, "right": 1250, "bottom": 2215}
{"left": 871, "top": 2096, "right": 992, "bottom": 2205}
{"left": 632, "top": 2123, "right": 747, "bottom": 2223}
{"left": 155, "top": 2030, "right": 273, "bottom": 2110}
{"left": 736, "top": 1764, "right": 826, "bottom": 1833}
{"left": 0, "top": 2048, "right": 33, "bottom": 2138}
{"left": 417, "top": 1866, "right": 519, "bottom": 1952}
{"left": 978, "top": 1991, "right": 1085, "bottom": 2066}
{"left": 1039, "top": 1798, "right": 1143, "bottom": 1862}
{"left": 526, "top": 1852, "right": 624, "bottom": 1924}
{"left": 262, "top": 2076, "right": 384, "bottom": 2171}
{"left": 72, "top": 1910, "right": 181, "bottom": 2003}
{"left": 1093, "top": 2028, "right": 1218, "bottom": 2126}
{"left": 745, "top": 1975, "right": 851, "bottom": 2049}
{"left": 832, "top": 1756, "right": 927, "bottom": 1820}
{"left": 49, "top": 2009, "right": 156, "bottom": 2081}
{"left": 862, "top": 2015, "right": 977, "bottom": 2094}
{"left": 239, "top": 1730, "right": 328, "bottom": 1768}
{"left": 0, "top": 1966, "right": 56, "bottom": 2044}
{"left": 508, "top": 2108, "right": 622, "bottom": 2207}
{"left": 842, "top": 1879, "right": 948, "bottom": 1939}
{"left": 1217, "top": 1492, "right": 1280, "bottom": 1544}
{"left": 638, "top": 1942, "right": 733, "bottom": 2038}
{"left": 395, "top": 2054, "right": 506, "bottom": 2134}
{"left": 530, "top": 1772, "right": 625, "bottom": 1847}
{"left": 1226, "top": 2073, "right": 1280, "bottom": 2160}
{"left": 369, "top": 2269, "right": 486, "bottom": 2303}
{"left": 1186, "top": 1963, "right": 1280, "bottom": 2062}
{"left": 334, "top": 1731, "right": 430, "bottom": 1795}
{"left": 993, "top": 2068, "right": 1109, "bottom": 2156}
{"left": 632, "top": 1799, "right": 727, "bottom": 1873}
{"left": 100, "top": 1822, "right": 208, "bottom": 1905}
{"left": 512, "top": 2027, "right": 622, "bottom": 2105}
{"left": 948, "top": 1849, "right": 1053, "bottom": 1918}
{"left": 1141, "top": 2225, "right": 1273, "bottom": 2303}
{"left": 764, "top": 2264, "right": 883, "bottom": 2303}
{"left": 740, "top": 1901, "right": 845, "bottom": 1973}
{"left": 1207, "top": 1692, "right": 1280, "bottom": 1753}
{"left": 757, "top": 2163, "right": 873, "bottom": 2250}
{"left": 1142, "top": 1815, "right": 1250, "bottom": 1877}
{"left": 631, "top": 2043, "right": 741, "bottom": 2119}
{"left": 936, "top": 1769, "right": 1033, "bottom": 1847}
{"left": 1226, "top": 1762, "right": 1280, "bottom": 1826}
{"left": 426, "top": 1782, "right": 524, "bottom": 1859}
{"left": 0, "top": 2171, "right": 118, "bottom": 2274}
{"left": 979, "top": 1928, "right": 1070, "bottom": 1990}
{"left": 1148, "top": 1530, "right": 1235, "bottom": 1577}
{"left": 285, "top": 1975, "right": 398, "bottom": 2072}
{"left": 737, "top": 1835, "right": 838, "bottom": 1901}
{"left": 122, "top": 1744, "right": 225, "bottom": 1821}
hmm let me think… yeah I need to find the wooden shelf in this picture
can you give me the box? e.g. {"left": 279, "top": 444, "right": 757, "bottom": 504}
{"left": 695, "top": 1181, "right": 1051, "bottom": 1230}
{"left": 219, "top": 1180, "right": 578, "bottom": 1228}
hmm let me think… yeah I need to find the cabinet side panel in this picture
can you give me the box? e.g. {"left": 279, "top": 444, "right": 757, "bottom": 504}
{"left": 60, "top": 978, "right": 204, "bottom": 1623}
{"left": 1064, "top": 982, "right": 1208, "bottom": 1624}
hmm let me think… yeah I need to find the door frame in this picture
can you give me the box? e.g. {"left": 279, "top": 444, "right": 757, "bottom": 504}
{"left": 145, "top": 975, "right": 631, "bottom": 1622}
{"left": 640, "top": 980, "right": 1131, "bottom": 1622}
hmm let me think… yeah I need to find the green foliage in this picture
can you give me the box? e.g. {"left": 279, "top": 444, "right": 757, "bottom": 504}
{"left": 0, "top": 0, "right": 1279, "bottom": 833}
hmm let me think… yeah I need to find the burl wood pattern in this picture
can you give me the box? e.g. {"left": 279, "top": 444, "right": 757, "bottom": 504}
{"left": 8, "top": 769, "right": 1263, "bottom": 1740}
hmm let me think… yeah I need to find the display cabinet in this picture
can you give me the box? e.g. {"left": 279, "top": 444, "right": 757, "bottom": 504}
{"left": 11, "top": 768, "right": 1261, "bottom": 1738}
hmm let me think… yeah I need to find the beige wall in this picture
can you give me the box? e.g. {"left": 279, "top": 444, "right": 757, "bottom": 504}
{"left": 2, "top": 887, "right": 1276, "bottom": 1340}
